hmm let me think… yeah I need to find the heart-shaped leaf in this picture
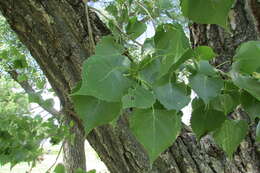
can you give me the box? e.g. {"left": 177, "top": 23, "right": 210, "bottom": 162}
{"left": 180, "top": 0, "right": 234, "bottom": 28}
{"left": 154, "top": 24, "right": 190, "bottom": 77}
{"left": 75, "top": 54, "right": 132, "bottom": 102}
{"left": 130, "top": 109, "right": 181, "bottom": 163}
{"left": 191, "top": 108, "right": 226, "bottom": 139}
{"left": 213, "top": 120, "right": 248, "bottom": 158}
{"left": 72, "top": 95, "right": 121, "bottom": 134}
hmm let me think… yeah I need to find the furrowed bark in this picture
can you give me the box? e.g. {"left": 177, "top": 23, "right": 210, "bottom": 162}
{"left": 0, "top": 0, "right": 259, "bottom": 172}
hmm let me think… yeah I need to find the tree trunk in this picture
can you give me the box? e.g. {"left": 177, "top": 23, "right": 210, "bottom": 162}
{"left": 63, "top": 115, "right": 86, "bottom": 172}
{"left": 0, "top": 0, "right": 259, "bottom": 173}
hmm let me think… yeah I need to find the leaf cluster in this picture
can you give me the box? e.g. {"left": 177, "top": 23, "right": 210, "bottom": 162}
{"left": 0, "top": 77, "right": 69, "bottom": 168}
{"left": 72, "top": 0, "right": 260, "bottom": 164}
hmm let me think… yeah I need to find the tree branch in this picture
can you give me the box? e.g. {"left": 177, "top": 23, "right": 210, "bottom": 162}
{"left": 8, "top": 70, "right": 61, "bottom": 118}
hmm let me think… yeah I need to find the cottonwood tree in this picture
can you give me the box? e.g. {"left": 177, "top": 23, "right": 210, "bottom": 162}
{"left": 0, "top": 0, "right": 260, "bottom": 173}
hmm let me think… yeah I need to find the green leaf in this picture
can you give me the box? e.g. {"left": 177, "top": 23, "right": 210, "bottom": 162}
{"left": 54, "top": 163, "right": 66, "bottom": 173}
{"left": 95, "top": 36, "right": 124, "bottom": 56}
{"left": 210, "top": 94, "right": 235, "bottom": 114}
{"left": 191, "top": 97, "right": 204, "bottom": 110}
{"left": 87, "top": 170, "right": 96, "bottom": 173}
{"left": 170, "top": 48, "right": 194, "bottom": 71}
{"left": 256, "top": 121, "right": 260, "bottom": 142}
{"left": 69, "top": 121, "right": 75, "bottom": 128}
{"left": 153, "top": 75, "right": 190, "bottom": 110}
{"left": 72, "top": 95, "right": 121, "bottom": 134}
{"left": 213, "top": 120, "right": 248, "bottom": 158}
{"left": 189, "top": 73, "right": 223, "bottom": 103}
{"left": 139, "top": 58, "right": 161, "bottom": 85}
{"left": 76, "top": 168, "right": 93, "bottom": 173}
{"left": 28, "top": 93, "right": 41, "bottom": 103}
{"left": 43, "top": 98, "right": 54, "bottom": 109}
{"left": 126, "top": 17, "right": 147, "bottom": 40}
{"left": 0, "top": 50, "right": 8, "bottom": 59}
{"left": 230, "top": 66, "right": 260, "bottom": 101}
{"left": 130, "top": 109, "right": 181, "bottom": 163}
{"left": 154, "top": 24, "right": 190, "bottom": 77}
{"left": 194, "top": 46, "right": 217, "bottom": 61}
{"left": 106, "top": 4, "right": 118, "bottom": 18}
{"left": 156, "top": 0, "right": 173, "bottom": 10}
{"left": 233, "top": 41, "right": 260, "bottom": 74}
{"left": 12, "top": 58, "right": 27, "bottom": 69}
{"left": 122, "top": 85, "right": 156, "bottom": 109}
{"left": 119, "top": 7, "right": 129, "bottom": 24}
{"left": 17, "top": 74, "right": 27, "bottom": 82}
{"left": 191, "top": 108, "right": 226, "bottom": 139}
{"left": 75, "top": 54, "right": 132, "bottom": 102}
{"left": 197, "top": 60, "right": 217, "bottom": 77}
{"left": 222, "top": 80, "right": 241, "bottom": 107}
{"left": 36, "top": 79, "right": 46, "bottom": 89}
{"left": 240, "top": 91, "right": 260, "bottom": 120}
{"left": 180, "top": 0, "right": 234, "bottom": 28}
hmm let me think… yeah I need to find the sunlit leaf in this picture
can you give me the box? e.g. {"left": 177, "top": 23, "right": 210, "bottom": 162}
{"left": 194, "top": 46, "right": 216, "bottom": 61}
{"left": 54, "top": 164, "right": 66, "bottom": 173}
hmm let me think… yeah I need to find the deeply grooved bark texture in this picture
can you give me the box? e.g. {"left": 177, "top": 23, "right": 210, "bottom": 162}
{"left": 0, "top": 0, "right": 259, "bottom": 172}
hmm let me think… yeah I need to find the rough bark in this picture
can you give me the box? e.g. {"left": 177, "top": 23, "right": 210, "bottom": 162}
{"left": 0, "top": 0, "right": 259, "bottom": 173}
{"left": 63, "top": 115, "right": 86, "bottom": 172}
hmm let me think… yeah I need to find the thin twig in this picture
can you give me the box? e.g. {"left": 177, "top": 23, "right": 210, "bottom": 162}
{"left": 45, "top": 142, "right": 64, "bottom": 173}
{"left": 89, "top": 6, "right": 143, "bottom": 47}
{"left": 215, "top": 60, "right": 231, "bottom": 69}
{"left": 85, "top": 0, "right": 96, "bottom": 54}
{"left": 26, "top": 164, "right": 34, "bottom": 173}
{"left": 8, "top": 69, "right": 61, "bottom": 119}
{"left": 135, "top": 1, "right": 156, "bottom": 30}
